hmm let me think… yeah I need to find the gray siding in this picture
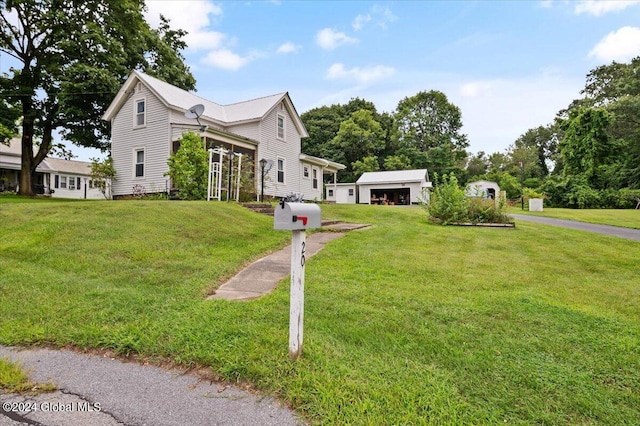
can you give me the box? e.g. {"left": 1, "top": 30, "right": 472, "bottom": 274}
{"left": 227, "top": 122, "right": 260, "bottom": 141}
{"left": 257, "top": 105, "right": 321, "bottom": 200}
{"left": 111, "top": 84, "right": 170, "bottom": 196}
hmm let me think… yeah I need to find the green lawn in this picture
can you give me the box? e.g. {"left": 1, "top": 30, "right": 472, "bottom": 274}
{"left": 1, "top": 199, "right": 639, "bottom": 424}
{"left": 510, "top": 206, "right": 640, "bottom": 229}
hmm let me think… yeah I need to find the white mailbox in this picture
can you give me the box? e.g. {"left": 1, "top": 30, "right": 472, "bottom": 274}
{"left": 274, "top": 201, "right": 322, "bottom": 230}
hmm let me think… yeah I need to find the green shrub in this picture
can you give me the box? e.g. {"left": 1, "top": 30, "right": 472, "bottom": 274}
{"left": 165, "top": 132, "right": 209, "bottom": 200}
{"left": 426, "top": 173, "right": 469, "bottom": 224}
{"left": 426, "top": 174, "right": 510, "bottom": 224}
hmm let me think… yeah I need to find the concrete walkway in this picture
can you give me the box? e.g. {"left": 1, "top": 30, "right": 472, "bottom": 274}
{"left": 209, "top": 222, "right": 369, "bottom": 301}
{"left": 511, "top": 214, "right": 640, "bottom": 242}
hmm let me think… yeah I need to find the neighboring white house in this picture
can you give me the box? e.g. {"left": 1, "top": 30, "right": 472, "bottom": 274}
{"left": 325, "top": 183, "right": 357, "bottom": 204}
{"left": 326, "top": 169, "right": 431, "bottom": 205}
{"left": 466, "top": 180, "right": 500, "bottom": 199}
{"left": 0, "top": 138, "right": 106, "bottom": 199}
{"left": 102, "top": 70, "right": 344, "bottom": 201}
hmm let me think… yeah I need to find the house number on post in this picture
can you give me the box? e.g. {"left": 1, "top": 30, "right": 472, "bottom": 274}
{"left": 289, "top": 230, "right": 306, "bottom": 360}
{"left": 273, "top": 201, "right": 321, "bottom": 361}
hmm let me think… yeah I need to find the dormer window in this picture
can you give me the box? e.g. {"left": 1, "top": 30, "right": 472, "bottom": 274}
{"left": 277, "top": 114, "right": 285, "bottom": 140}
{"left": 135, "top": 99, "right": 146, "bottom": 127}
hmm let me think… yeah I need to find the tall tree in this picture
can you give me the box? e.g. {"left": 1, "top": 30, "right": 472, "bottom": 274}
{"left": 330, "top": 109, "right": 385, "bottom": 181}
{"left": 0, "top": 0, "right": 195, "bottom": 196}
{"left": 559, "top": 108, "right": 615, "bottom": 190}
{"left": 395, "top": 90, "right": 468, "bottom": 178}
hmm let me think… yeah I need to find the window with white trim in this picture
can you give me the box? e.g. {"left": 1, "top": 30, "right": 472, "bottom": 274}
{"left": 348, "top": 188, "right": 354, "bottom": 196}
{"left": 277, "top": 114, "right": 285, "bottom": 140}
{"left": 135, "top": 99, "right": 146, "bottom": 127}
{"left": 277, "top": 157, "right": 285, "bottom": 183}
{"left": 135, "top": 149, "right": 145, "bottom": 177}
{"left": 312, "top": 167, "right": 318, "bottom": 189}
{"left": 60, "top": 176, "right": 67, "bottom": 189}
{"left": 303, "top": 165, "right": 310, "bottom": 179}
{"left": 68, "top": 176, "right": 76, "bottom": 190}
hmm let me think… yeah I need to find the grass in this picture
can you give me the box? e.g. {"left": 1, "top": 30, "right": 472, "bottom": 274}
{"left": 509, "top": 206, "right": 640, "bottom": 229}
{"left": 1, "top": 198, "right": 639, "bottom": 424}
{"left": 0, "top": 358, "right": 56, "bottom": 394}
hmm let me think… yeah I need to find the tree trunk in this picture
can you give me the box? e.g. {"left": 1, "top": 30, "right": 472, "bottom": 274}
{"left": 18, "top": 126, "right": 35, "bottom": 197}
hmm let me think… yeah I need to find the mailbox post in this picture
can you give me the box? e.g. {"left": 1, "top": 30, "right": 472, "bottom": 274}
{"left": 274, "top": 200, "right": 321, "bottom": 360}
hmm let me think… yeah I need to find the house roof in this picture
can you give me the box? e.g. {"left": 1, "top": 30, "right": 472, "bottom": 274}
{"left": 356, "top": 169, "right": 429, "bottom": 185}
{"left": 299, "top": 154, "right": 346, "bottom": 173}
{"left": 0, "top": 138, "right": 22, "bottom": 156}
{"left": 0, "top": 138, "right": 92, "bottom": 175}
{"left": 44, "top": 157, "right": 92, "bottom": 175}
{"left": 103, "top": 70, "right": 308, "bottom": 137}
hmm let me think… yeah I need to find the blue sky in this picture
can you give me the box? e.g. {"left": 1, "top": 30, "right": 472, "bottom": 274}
{"left": 5, "top": 0, "right": 640, "bottom": 161}
{"left": 142, "top": 0, "right": 639, "bottom": 160}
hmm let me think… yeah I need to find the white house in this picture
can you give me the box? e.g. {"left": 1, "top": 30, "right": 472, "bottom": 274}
{"left": 466, "top": 180, "right": 500, "bottom": 199}
{"left": 103, "top": 71, "right": 344, "bottom": 201}
{"left": 327, "top": 169, "right": 431, "bottom": 205}
{"left": 0, "top": 138, "right": 106, "bottom": 199}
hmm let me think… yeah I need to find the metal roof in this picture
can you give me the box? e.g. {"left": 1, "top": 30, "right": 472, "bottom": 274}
{"left": 0, "top": 138, "right": 92, "bottom": 175}
{"left": 356, "top": 169, "right": 429, "bottom": 185}
{"left": 104, "top": 71, "right": 305, "bottom": 133}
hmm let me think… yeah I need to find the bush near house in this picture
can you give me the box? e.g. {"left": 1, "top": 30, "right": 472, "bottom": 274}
{"left": 426, "top": 173, "right": 511, "bottom": 224}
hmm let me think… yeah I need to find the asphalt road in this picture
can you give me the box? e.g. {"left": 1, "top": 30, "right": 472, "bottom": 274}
{"left": 510, "top": 214, "right": 640, "bottom": 242}
{"left": 0, "top": 346, "right": 302, "bottom": 426}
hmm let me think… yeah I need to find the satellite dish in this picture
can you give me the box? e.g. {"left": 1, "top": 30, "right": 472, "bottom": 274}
{"left": 185, "top": 104, "right": 205, "bottom": 119}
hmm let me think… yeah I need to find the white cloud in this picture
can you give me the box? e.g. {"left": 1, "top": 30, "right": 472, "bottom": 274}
{"left": 351, "top": 6, "right": 397, "bottom": 31}
{"left": 326, "top": 63, "right": 395, "bottom": 85}
{"left": 202, "top": 49, "right": 254, "bottom": 70}
{"left": 589, "top": 26, "right": 640, "bottom": 62}
{"left": 316, "top": 28, "right": 358, "bottom": 50}
{"left": 352, "top": 14, "right": 371, "bottom": 31}
{"left": 574, "top": 0, "right": 640, "bottom": 16}
{"left": 277, "top": 42, "right": 301, "bottom": 54}
{"left": 144, "top": 1, "right": 224, "bottom": 51}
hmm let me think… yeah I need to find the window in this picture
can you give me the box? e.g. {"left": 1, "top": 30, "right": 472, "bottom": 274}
{"left": 277, "top": 157, "right": 285, "bottom": 183}
{"left": 312, "top": 168, "right": 318, "bottom": 189}
{"left": 348, "top": 188, "right": 354, "bottom": 196}
{"left": 303, "top": 165, "right": 310, "bottom": 179}
{"left": 68, "top": 176, "right": 76, "bottom": 190}
{"left": 135, "top": 149, "right": 145, "bottom": 177}
{"left": 60, "top": 176, "right": 67, "bottom": 189}
{"left": 135, "top": 99, "right": 146, "bottom": 127}
{"left": 277, "top": 114, "right": 285, "bottom": 140}
{"left": 328, "top": 189, "right": 334, "bottom": 197}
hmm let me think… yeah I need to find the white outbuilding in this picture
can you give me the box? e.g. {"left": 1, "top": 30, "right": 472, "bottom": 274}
{"left": 356, "top": 169, "right": 431, "bottom": 205}
{"left": 325, "top": 183, "right": 357, "bottom": 204}
{"left": 466, "top": 180, "right": 500, "bottom": 199}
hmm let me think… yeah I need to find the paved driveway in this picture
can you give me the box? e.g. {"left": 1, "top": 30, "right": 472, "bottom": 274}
{"left": 511, "top": 214, "right": 640, "bottom": 242}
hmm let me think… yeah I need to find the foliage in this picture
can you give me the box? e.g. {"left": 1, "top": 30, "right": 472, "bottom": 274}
{"left": 90, "top": 157, "right": 116, "bottom": 199}
{"left": 395, "top": 90, "right": 468, "bottom": 178}
{"left": 351, "top": 155, "right": 380, "bottom": 178}
{"left": 0, "top": 0, "right": 195, "bottom": 196}
{"left": 383, "top": 154, "right": 412, "bottom": 171}
{"left": 426, "top": 173, "right": 470, "bottom": 224}
{"left": 427, "top": 173, "right": 510, "bottom": 224}
{"left": 166, "top": 132, "right": 208, "bottom": 200}
{"left": 330, "top": 109, "right": 385, "bottom": 181}
{"left": 559, "top": 108, "right": 613, "bottom": 189}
